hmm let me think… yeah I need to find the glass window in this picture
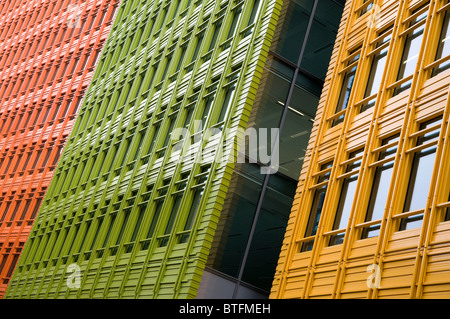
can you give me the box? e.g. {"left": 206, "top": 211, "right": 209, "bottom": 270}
{"left": 277, "top": 87, "right": 317, "bottom": 180}
{"left": 239, "top": 173, "right": 296, "bottom": 292}
{"left": 361, "top": 134, "right": 399, "bottom": 238}
{"left": 5, "top": 254, "right": 19, "bottom": 279}
{"left": 445, "top": 194, "right": 450, "bottom": 222}
{"left": 30, "top": 198, "right": 42, "bottom": 220}
{"left": 245, "top": 0, "right": 261, "bottom": 35}
{"left": 162, "top": 116, "right": 176, "bottom": 148}
{"left": 332, "top": 48, "right": 360, "bottom": 126}
{"left": 226, "top": 7, "right": 242, "bottom": 40}
{"left": 178, "top": 185, "right": 204, "bottom": 243}
{"left": 300, "top": 161, "right": 333, "bottom": 252}
{"left": 125, "top": 205, "right": 146, "bottom": 253}
{"left": 114, "top": 211, "right": 130, "bottom": 247}
{"left": 358, "top": 0, "right": 374, "bottom": 17}
{"left": 329, "top": 149, "right": 364, "bottom": 246}
{"left": 188, "top": 32, "right": 204, "bottom": 68}
{"left": 360, "top": 28, "right": 392, "bottom": 112}
{"left": 271, "top": 0, "right": 315, "bottom": 63}
{"left": 300, "top": 0, "right": 345, "bottom": 80}
{"left": 208, "top": 20, "right": 222, "bottom": 52}
{"left": 195, "top": 94, "right": 214, "bottom": 132}
{"left": 206, "top": 163, "right": 263, "bottom": 277}
{"left": 118, "top": 138, "right": 131, "bottom": 167}
{"left": 0, "top": 202, "right": 11, "bottom": 223}
{"left": 393, "top": 8, "right": 428, "bottom": 95}
{"left": 175, "top": 45, "right": 186, "bottom": 73}
{"left": 216, "top": 84, "right": 236, "bottom": 128}
{"left": 143, "top": 123, "right": 160, "bottom": 162}
{"left": 400, "top": 116, "right": 441, "bottom": 231}
{"left": 101, "top": 213, "right": 117, "bottom": 250}
{"left": 141, "top": 200, "right": 163, "bottom": 250}
{"left": 215, "top": 84, "right": 236, "bottom": 125}
{"left": 159, "top": 193, "right": 183, "bottom": 247}
{"left": 242, "top": 57, "right": 293, "bottom": 166}
{"left": 131, "top": 133, "right": 144, "bottom": 161}
{"left": 432, "top": 10, "right": 450, "bottom": 76}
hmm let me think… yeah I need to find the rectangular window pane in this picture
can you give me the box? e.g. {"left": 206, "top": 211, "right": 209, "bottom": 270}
{"left": 130, "top": 206, "right": 146, "bottom": 243}
{"left": 445, "top": 193, "right": 450, "bottom": 222}
{"left": 175, "top": 46, "right": 186, "bottom": 72}
{"left": 333, "top": 67, "right": 356, "bottom": 126}
{"left": 400, "top": 117, "right": 441, "bottom": 230}
{"left": 216, "top": 84, "right": 236, "bottom": 124}
{"left": 159, "top": 194, "right": 183, "bottom": 247}
{"left": 300, "top": 161, "right": 333, "bottom": 252}
{"left": 6, "top": 254, "right": 19, "bottom": 278}
{"left": 191, "top": 34, "right": 204, "bottom": 64}
{"left": 397, "top": 27, "right": 424, "bottom": 78}
{"left": 332, "top": 49, "right": 360, "bottom": 126}
{"left": 361, "top": 40, "right": 389, "bottom": 112}
{"left": 164, "top": 194, "right": 182, "bottom": 235}
{"left": 227, "top": 8, "right": 242, "bottom": 39}
{"left": 301, "top": 188, "right": 326, "bottom": 252}
{"left": 115, "top": 212, "right": 131, "bottom": 246}
{"left": 329, "top": 149, "right": 363, "bottom": 246}
{"left": 101, "top": 214, "right": 117, "bottom": 248}
{"left": 432, "top": 10, "right": 450, "bottom": 76}
{"left": 142, "top": 200, "right": 164, "bottom": 250}
{"left": 362, "top": 134, "right": 399, "bottom": 238}
{"left": 208, "top": 21, "right": 222, "bottom": 51}
{"left": 393, "top": 9, "right": 427, "bottom": 95}
{"left": 358, "top": 0, "right": 374, "bottom": 16}
{"left": 183, "top": 187, "right": 203, "bottom": 231}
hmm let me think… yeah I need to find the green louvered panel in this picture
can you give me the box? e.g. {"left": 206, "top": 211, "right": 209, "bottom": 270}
{"left": 5, "top": 0, "right": 282, "bottom": 299}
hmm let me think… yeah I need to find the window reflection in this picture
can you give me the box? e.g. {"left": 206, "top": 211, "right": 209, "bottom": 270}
{"left": 332, "top": 48, "right": 360, "bottom": 126}
{"left": 240, "top": 173, "right": 296, "bottom": 292}
{"left": 300, "top": 0, "right": 344, "bottom": 80}
{"left": 329, "top": 149, "right": 364, "bottom": 246}
{"left": 206, "top": 163, "right": 263, "bottom": 278}
{"left": 365, "top": 48, "right": 388, "bottom": 97}
{"left": 278, "top": 87, "right": 317, "bottom": 180}
{"left": 432, "top": 10, "right": 450, "bottom": 76}
{"left": 360, "top": 27, "right": 392, "bottom": 113}
{"left": 271, "top": 0, "right": 315, "bottom": 63}
{"left": 393, "top": 8, "right": 427, "bottom": 96}
{"left": 216, "top": 84, "right": 236, "bottom": 125}
{"left": 197, "top": 0, "right": 344, "bottom": 297}
{"left": 243, "top": 0, "right": 262, "bottom": 36}
{"left": 358, "top": 0, "right": 374, "bottom": 17}
{"left": 400, "top": 116, "right": 441, "bottom": 231}
{"left": 301, "top": 161, "right": 333, "bottom": 252}
{"left": 445, "top": 193, "right": 450, "bottom": 222}
{"left": 361, "top": 134, "right": 399, "bottom": 238}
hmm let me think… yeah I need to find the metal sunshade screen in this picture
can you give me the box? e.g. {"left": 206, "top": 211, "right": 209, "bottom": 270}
{"left": 0, "top": 0, "right": 118, "bottom": 298}
{"left": 271, "top": 0, "right": 450, "bottom": 299}
{"left": 5, "top": 0, "right": 282, "bottom": 299}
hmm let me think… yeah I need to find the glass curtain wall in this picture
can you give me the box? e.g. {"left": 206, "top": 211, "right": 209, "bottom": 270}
{"left": 199, "top": 0, "right": 345, "bottom": 298}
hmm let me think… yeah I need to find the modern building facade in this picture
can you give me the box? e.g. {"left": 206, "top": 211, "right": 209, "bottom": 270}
{"left": 0, "top": 0, "right": 118, "bottom": 298}
{"left": 271, "top": 0, "right": 450, "bottom": 299}
{"left": 4, "top": 0, "right": 343, "bottom": 299}
{"left": 196, "top": 0, "right": 344, "bottom": 298}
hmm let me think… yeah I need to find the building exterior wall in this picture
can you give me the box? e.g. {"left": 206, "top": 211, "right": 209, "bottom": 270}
{"left": 4, "top": 0, "right": 284, "bottom": 299}
{"left": 0, "top": 0, "right": 117, "bottom": 298}
{"left": 201, "top": 0, "right": 344, "bottom": 298}
{"left": 271, "top": 0, "right": 450, "bottom": 299}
